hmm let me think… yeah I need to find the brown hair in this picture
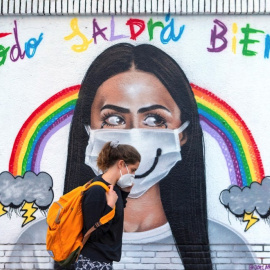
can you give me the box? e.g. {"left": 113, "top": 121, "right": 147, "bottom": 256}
{"left": 97, "top": 141, "right": 141, "bottom": 172}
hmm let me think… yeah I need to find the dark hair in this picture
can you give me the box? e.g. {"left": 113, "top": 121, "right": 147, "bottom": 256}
{"left": 97, "top": 142, "right": 141, "bottom": 172}
{"left": 64, "top": 43, "right": 212, "bottom": 269}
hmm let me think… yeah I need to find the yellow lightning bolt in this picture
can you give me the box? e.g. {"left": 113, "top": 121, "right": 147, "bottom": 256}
{"left": 21, "top": 202, "right": 37, "bottom": 226}
{"left": 0, "top": 203, "right": 7, "bottom": 217}
{"left": 243, "top": 212, "right": 259, "bottom": 231}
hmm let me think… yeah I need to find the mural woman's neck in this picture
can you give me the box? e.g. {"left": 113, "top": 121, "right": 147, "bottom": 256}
{"left": 124, "top": 184, "right": 167, "bottom": 232}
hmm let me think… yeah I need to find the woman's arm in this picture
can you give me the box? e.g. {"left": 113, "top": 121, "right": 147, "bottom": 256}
{"left": 82, "top": 185, "right": 115, "bottom": 241}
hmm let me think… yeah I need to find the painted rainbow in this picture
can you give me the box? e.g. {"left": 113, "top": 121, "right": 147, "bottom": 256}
{"left": 9, "top": 84, "right": 264, "bottom": 187}
{"left": 192, "top": 84, "right": 264, "bottom": 187}
{"left": 9, "top": 85, "right": 79, "bottom": 177}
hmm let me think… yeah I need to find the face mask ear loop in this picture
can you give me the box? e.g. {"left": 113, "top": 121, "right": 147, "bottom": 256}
{"left": 177, "top": 121, "right": 190, "bottom": 135}
{"left": 120, "top": 166, "right": 123, "bottom": 177}
{"left": 84, "top": 125, "right": 91, "bottom": 136}
{"left": 125, "top": 164, "right": 130, "bottom": 174}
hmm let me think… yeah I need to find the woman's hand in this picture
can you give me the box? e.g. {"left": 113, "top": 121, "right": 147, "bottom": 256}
{"left": 106, "top": 185, "right": 118, "bottom": 208}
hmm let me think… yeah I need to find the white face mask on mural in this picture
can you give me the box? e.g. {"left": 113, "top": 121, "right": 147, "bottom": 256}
{"left": 85, "top": 121, "right": 189, "bottom": 198}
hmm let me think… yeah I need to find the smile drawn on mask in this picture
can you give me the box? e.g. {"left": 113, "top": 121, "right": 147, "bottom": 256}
{"left": 135, "top": 148, "right": 162, "bottom": 179}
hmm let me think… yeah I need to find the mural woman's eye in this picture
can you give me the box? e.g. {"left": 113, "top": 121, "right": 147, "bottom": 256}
{"left": 143, "top": 114, "right": 167, "bottom": 128}
{"left": 101, "top": 114, "right": 125, "bottom": 128}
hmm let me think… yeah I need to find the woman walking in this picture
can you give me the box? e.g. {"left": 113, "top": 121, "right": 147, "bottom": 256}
{"left": 75, "top": 141, "right": 140, "bottom": 270}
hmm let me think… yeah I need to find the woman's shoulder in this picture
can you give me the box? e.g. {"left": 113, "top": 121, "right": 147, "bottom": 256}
{"left": 83, "top": 177, "right": 110, "bottom": 204}
{"left": 84, "top": 184, "right": 107, "bottom": 201}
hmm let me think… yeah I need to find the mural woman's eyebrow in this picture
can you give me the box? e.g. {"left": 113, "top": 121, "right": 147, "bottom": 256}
{"left": 137, "top": 105, "right": 171, "bottom": 114}
{"left": 100, "top": 104, "right": 130, "bottom": 113}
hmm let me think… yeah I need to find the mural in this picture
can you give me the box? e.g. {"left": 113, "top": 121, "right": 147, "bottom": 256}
{"left": 1, "top": 15, "right": 270, "bottom": 269}
{"left": 0, "top": 20, "right": 43, "bottom": 66}
{"left": 220, "top": 177, "right": 270, "bottom": 231}
{"left": 0, "top": 171, "right": 53, "bottom": 226}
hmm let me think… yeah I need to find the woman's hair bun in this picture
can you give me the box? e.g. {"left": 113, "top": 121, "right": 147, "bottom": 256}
{"left": 110, "top": 140, "right": 119, "bottom": 148}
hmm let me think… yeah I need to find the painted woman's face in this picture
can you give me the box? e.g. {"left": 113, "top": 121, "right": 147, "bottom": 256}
{"left": 91, "top": 69, "right": 186, "bottom": 144}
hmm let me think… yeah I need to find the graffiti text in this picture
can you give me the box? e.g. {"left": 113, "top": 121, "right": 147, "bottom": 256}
{"left": 65, "top": 15, "right": 185, "bottom": 52}
{"left": 0, "top": 20, "right": 43, "bottom": 66}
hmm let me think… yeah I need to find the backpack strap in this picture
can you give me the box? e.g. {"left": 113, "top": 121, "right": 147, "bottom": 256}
{"left": 81, "top": 181, "right": 116, "bottom": 247}
{"left": 81, "top": 221, "right": 101, "bottom": 246}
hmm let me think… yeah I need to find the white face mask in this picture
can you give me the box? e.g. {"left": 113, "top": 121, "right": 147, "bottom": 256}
{"left": 85, "top": 121, "right": 189, "bottom": 198}
{"left": 117, "top": 164, "right": 135, "bottom": 189}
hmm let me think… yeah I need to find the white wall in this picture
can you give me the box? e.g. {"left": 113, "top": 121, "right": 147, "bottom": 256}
{"left": 1, "top": 15, "right": 270, "bottom": 269}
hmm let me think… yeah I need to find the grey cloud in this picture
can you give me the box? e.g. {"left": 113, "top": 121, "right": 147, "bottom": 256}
{"left": 0, "top": 171, "right": 54, "bottom": 209}
{"left": 219, "top": 177, "right": 270, "bottom": 218}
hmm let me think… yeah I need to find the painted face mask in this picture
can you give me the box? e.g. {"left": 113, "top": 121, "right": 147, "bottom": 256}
{"left": 85, "top": 121, "right": 189, "bottom": 198}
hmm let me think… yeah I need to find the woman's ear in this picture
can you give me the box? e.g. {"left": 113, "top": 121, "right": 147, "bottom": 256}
{"left": 179, "top": 131, "right": 188, "bottom": 147}
{"left": 117, "top": 160, "right": 125, "bottom": 169}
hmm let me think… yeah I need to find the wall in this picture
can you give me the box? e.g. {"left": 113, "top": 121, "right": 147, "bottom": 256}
{"left": 1, "top": 14, "right": 270, "bottom": 270}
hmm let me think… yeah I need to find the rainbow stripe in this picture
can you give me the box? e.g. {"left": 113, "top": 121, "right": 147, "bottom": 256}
{"left": 9, "top": 85, "right": 79, "bottom": 176}
{"left": 192, "top": 84, "right": 264, "bottom": 187}
{"left": 9, "top": 84, "right": 264, "bottom": 187}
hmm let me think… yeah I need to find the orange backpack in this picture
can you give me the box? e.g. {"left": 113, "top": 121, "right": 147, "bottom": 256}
{"left": 46, "top": 180, "right": 115, "bottom": 267}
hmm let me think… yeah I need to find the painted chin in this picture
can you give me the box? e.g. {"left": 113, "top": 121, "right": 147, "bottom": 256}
{"left": 135, "top": 148, "right": 162, "bottom": 179}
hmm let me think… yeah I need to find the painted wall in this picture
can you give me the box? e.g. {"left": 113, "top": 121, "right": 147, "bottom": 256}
{"left": 0, "top": 15, "right": 270, "bottom": 270}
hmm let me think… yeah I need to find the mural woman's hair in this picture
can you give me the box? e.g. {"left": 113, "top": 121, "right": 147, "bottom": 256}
{"left": 64, "top": 43, "right": 212, "bottom": 269}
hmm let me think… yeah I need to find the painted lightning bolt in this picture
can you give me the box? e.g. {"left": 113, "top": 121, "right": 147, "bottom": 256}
{"left": 21, "top": 202, "right": 37, "bottom": 226}
{"left": 0, "top": 203, "right": 7, "bottom": 217}
{"left": 243, "top": 212, "right": 259, "bottom": 231}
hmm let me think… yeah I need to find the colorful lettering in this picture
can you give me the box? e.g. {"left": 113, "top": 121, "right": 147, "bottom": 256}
{"left": 110, "top": 16, "right": 128, "bottom": 41}
{"left": 0, "top": 20, "right": 43, "bottom": 66}
{"left": 160, "top": 14, "right": 185, "bottom": 44}
{"left": 240, "top": 24, "right": 264, "bottom": 56}
{"left": 92, "top": 18, "right": 108, "bottom": 44}
{"left": 147, "top": 19, "right": 164, "bottom": 41}
{"left": 10, "top": 20, "right": 26, "bottom": 62}
{"left": 0, "top": 33, "right": 12, "bottom": 38}
{"left": 0, "top": 45, "right": 10, "bottom": 66}
{"left": 126, "top": 18, "right": 145, "bottom": 40}
{"left": 207, "top": 19, "right": 228, "bottom": 52}
{"left": 0, "top": 33, "right": 11, "bottom": 66}
{"left": 264, "top": 34, "right": 270, "bottom": 59}
{"left": 25, "top": 34, "right": 43, "bottom": 58}
{"left": 232, "top": 23, "right": 238, "bottom": 54}
{"left": 64, "top": 18, "right": 93, "bottom": 52}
